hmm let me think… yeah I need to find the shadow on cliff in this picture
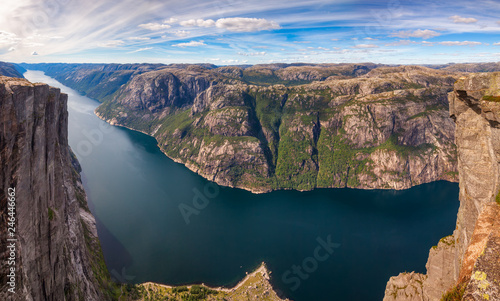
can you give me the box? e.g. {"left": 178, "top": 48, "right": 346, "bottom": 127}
{"left": 94, "top": 216, "right": 135, "bottom": 283}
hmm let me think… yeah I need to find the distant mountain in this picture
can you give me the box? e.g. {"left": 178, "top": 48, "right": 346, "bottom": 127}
{"left": 428, "top": 62, "right": 500, "bottom": 73}
{"left": 0, "top": 62, "right": 25, "bottom": 78}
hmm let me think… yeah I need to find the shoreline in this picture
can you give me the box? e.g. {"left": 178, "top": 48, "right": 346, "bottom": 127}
{"left": 140, "top": 262, "right": 271, "bottom": 293}
{"left": 95, "top": 110, "right": 458, "bottom": 195}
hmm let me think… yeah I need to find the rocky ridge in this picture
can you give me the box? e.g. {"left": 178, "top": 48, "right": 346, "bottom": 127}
{"left": 0, "top": 76, "right": 112, "bottom": 300}
{"left": 91, "top": 64, "right": 459, "bottom": 193}
{"left": 384, "top": 72, "right": 500, "bottom": 301}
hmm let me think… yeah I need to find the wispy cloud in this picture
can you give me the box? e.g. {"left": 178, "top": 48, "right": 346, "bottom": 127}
{"left": 449, "top": 15, "right": 478, "bottom": 24}
{"left": 180, "top": 17, "right": 280, "bottom": 32}
{"left": 128, "top": 47, "right": 153, "bottom": 53}
{"left": 390, "top": 29, "right": 441, "bottom": 39}
{"left": 139, "top": 23, "right": 171, "bottom": 31}
{"left": 172, "top": 30, "right": 190, "bottom": 37}
{"left": 439, "top": 41, "right": 482, "bottom": 46}
{"left": 164, "top": 18, "right": 178, "bottom": 24}
{"left": 98, "top": 40, "right": 125, "bottom": 48}
{"left": 127, "top": 37, "right": 151, "bottom": 41}
{"left": 352, "top": 44, "right": 378, "bottom": 49}
{"left": 494, "top": 42, "right": 500, "bottom": 46}
{"left": 215, "top": 18, "right": 280, "bottom": 32}
{"left": 180, "top": 19, "right": 216, "bottom": 27}
{"left": 385, "top": 40, "right": 418, "bottom": 46}
{"left": 172, "top": 40, "right": 206, "bottom": 47}
{"left": 237, "top": 51, "right": 266, "bottom": 56}
{"left": 0, "top": 0, "right": 499, "bottom": 64}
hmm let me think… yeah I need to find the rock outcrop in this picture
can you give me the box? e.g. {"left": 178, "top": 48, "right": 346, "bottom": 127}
{"left": 0, "top": 76, "right": 111, "bottom": 300}
{"left": 384, "top": 72, "right": 500, "bottom": 301}
{"left": 21, "top": 63, "right": 460, "bottom": 193}
{"left": 95, "top": 64, "right": 458, "bottom": 193}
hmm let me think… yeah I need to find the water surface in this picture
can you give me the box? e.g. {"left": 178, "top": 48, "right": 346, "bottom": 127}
{"left": 24, "top": 70, "right": 460, "bottom": 301}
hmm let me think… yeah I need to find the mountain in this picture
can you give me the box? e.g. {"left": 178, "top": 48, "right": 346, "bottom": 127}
{"left": 0, "top": 62, "right": 25, "bottom": 78}
{"left": 384, "top": 72, "right": 500, "bottom": 301}
{"left": 22, "top": 63, "right": 460, "bottom": 193}
{"left": 0, "top": 76, "right": 114, "bottom": 300}
{"left": 429, "top": 62, "right": 500, "bottom": 73}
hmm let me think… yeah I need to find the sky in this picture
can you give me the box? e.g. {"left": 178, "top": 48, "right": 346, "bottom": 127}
{"left": 1, "top": 0, "right": 500, "bottom": 65}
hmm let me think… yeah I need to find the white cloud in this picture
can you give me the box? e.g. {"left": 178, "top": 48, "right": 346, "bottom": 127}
{"left": 0, "top": 31, "right": 20, "bottom": 46}
{"left": 352, "top": 44, "right": 379, "bottom": 49}
{"left": 422, "top": 41, "right": 434, "bottom": 46}
{"left": 331, "top": 38, "right": 339, "bottom": 41}
{"left": 173, "top": 30, "right": 190, "bottom": 37}
{"left": 98, "top": 40, "right": 125, "bottom": 47}
{"left": 390, "top": 29, "right": 441, "bottom": 39}
{"left": 237, "top": 51, "right": 266, "bottom": 56}
{"left": 164, "top": 18, "right": 178, "bottom": 24}
{"left": 497, "top": 21, "right": 500, "bottom": 26}
{"left": 8, "top": 47, "right": 15, "bottom": 52}
{"left": 494, "top": 42, "right": 500, "bottom": 46}
{"left": 215, "top": 18, "right": 280, "bottom": 32}
{"left": 127, "top": 37, "right": 150, "bottom": 41}
{"left": 180, "top": 19, "right": 215, "bottom": 27}
{"left": 31, "top": 51, "right": 38, "bottom": 55}
{"left": 439, "top": 41, "right": 482, "bottom": 46}
{"left": 364, "top": 37, "right": 377, "bottom": 40}
{"left": 128, "top": 47, "right": 153, "bottom": 53}
{"left": 180, "top": 17, "right": 280, "bottom": 32}
{"left": 172, "top": 40, "right": 206, "bottom": 47}
{"left": 385, "top": 40, "right": 417, "bottom": 46}
{"left": 449, "top": 15, "right": 478, "bottom": 24}
{"left": 138, "top": 22, "right": 171, "bottom": 31}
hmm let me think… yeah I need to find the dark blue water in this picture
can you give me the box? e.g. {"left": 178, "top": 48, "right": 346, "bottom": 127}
{"left": 24, "top": 70, "right": 460, "bottom": 301}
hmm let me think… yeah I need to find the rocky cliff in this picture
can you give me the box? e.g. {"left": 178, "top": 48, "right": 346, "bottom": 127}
{"left": 93, "top": 64, "right": 459, "bottom": 193}
{"left": 384, "top": 72, "right": 500, "bottom": 301}
{"left": 0, "top": 76, "right": 113, "bottom": 300}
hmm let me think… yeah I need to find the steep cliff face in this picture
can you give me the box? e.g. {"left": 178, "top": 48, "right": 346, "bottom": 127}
{"left": 0, "top": 76, "right": 111, "bottom": 300}
{"left": 94, "top": 65, "right": 458, "bottom": 193}
{"left": 384, "top": 72, "right": 500, "bottom": 301}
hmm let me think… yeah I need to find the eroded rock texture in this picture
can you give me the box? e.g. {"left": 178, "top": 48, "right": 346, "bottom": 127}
{"left": 384, "top": 72, "right": 500, "bottom": 301}
{"left": 0, "top": 76, "right": 109, "bottom": 300}
{"left": 89, "top": 64, "right": 459, "bottom": 193}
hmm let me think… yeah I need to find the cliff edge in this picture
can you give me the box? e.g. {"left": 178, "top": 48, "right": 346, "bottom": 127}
{"left": 0, "top": 76, "right": 112, "bottom": 300}
{"left": 384, "top": 73, "right": 500, "bottom": 301}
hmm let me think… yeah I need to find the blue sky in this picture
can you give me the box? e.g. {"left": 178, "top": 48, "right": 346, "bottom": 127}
{"left": 1, "top": 0, "right": 500, "bottom": 64}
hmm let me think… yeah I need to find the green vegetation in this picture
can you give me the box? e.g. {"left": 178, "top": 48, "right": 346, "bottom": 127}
{"left": 275, "top": 132, "right": 317, "bottom": 190}
{"left": 316, "top": 129, "right": 374, "bottom": 188}
{"left": 482, "top": 95, "right": 500, "bottom": 102}
{"left": 375, "top": 134, "right": 435, "bottom": 158}
{"left": 407, "top": 104, "right": 446, "bottom": 120}
{"left": 81, "top": 220, "right": 122, "bottom": 300}
{"left": 62, "top": 70, "right": 134, "bottom": 102}
{"left": 85, "top": 64, "right": 458, "bottom": 193}
{"left": 496, "top": 190, "right": 500, "bottom": 206}
{"left": 48, "top": 208, "right": 55, "bottom": 221}
{"left": 440, "top": 283, "right": 466, "bottom": 301}
{"left": 242, "top": 70, "right": 310, "bottom": 86}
